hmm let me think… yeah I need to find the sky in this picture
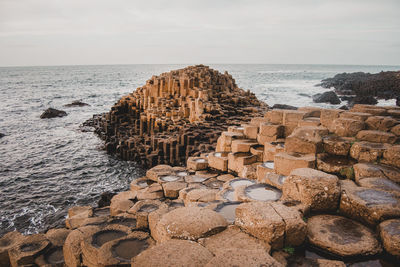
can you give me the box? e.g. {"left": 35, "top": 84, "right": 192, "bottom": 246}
{"left": 0, "top": 0, "right": 399, "bottom": 66}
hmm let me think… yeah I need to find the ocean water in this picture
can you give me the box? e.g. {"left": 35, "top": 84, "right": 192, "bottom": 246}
{"left": 0, "top": 64, "right": 399, "bottom": 236}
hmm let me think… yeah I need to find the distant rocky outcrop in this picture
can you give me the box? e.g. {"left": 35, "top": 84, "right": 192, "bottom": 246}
{"left": 312, "top": 91, "right": 341, "bottom": 105}
{"left": 64, "top": 100, "right": 90, "bottom": 107}
{"left": 40, "top": 108, "right": 67, "bottom": 119}
{"left": 318, "top": 71, "right": 400, "bottom": 103}
{"left": 272, "top": 104, "right": 297, "bottom": 110}
{"left": 87, "top": 65, "right": 267, "bottom": 167}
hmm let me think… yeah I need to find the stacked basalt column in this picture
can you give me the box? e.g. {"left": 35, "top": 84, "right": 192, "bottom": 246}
{"left": 90, "top": 65, "right": 267, "bottom": 167}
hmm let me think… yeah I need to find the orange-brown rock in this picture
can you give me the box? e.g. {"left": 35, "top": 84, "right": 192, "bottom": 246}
{"left": 282, "top": 168, "right": 340, "bottom": 211}
{"left": 350, "top": 141, "right": 389, "bottom": 163}
{"left": 204, "top": 248, "right": 283, "bottom": 267}
{"left": 0, "top": 231, "right": 25, "bottom": 267}
{"left": 153, "top": 207, "right": 228, "bottom": 242}
{"left": 307, "top": 215, "right": 381, "bottom": 257}
{"left": 330, "top": 118, "right": 365, "bottom": 137}
{"left": 274, "top": 152, "right": 316, "bottom": 176}
{"left": 382, "top": 145, "right": 400, "bottom": 168}
{"left": 8, "top": 234, "right": 51, "bottom": 267}
{"left": 197, "top": 225, "right": 271, "bottom": 254}
{"left": 356, "top": 130, "right": 397, "bottom": 144}
{"left": 131, "top": 239, "right": 213, "bottom": 267}
{"left": 90, "top": 65, "right": 266, "bottom": 168}
{"left": 323, "top": 135, "right": 352, "bottom": 156}
{"left": 366, "top": 116, "right": 398, "bottom": 131}
{"left": 379, "top": 219, "right": 400, "bottom": 257}
{"left": 339, "top": 180, "right": 400, "bottom": 226}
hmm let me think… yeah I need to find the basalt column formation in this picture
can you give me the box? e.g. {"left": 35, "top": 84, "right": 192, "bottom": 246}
{"left": 90, "top": 65, "right": 267, "bottom": 167}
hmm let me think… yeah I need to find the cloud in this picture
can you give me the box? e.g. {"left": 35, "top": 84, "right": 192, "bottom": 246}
{"left": 0, "top": 0, "right": 399, "bottom": 66}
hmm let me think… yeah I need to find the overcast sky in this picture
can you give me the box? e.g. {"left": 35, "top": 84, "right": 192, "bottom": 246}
{"left": 0, "top": 0, "right": 399, "bottom": 66}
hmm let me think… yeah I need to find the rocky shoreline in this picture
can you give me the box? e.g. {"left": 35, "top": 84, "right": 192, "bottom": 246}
{"left": 1, "top": 67, "right": 400, "bottom": 266}
{"left": 315, "top": 71, "right": 400, "bottom": 107}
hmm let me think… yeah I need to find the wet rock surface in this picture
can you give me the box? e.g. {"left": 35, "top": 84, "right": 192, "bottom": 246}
{"left": 307, "top": 215, "right": 381, "bottom": 258}
{"left": 313, "top": 91, "right": 341, "bottom": 105}
{"left": 40, "top": 108, "right": 67, "bottom": 119}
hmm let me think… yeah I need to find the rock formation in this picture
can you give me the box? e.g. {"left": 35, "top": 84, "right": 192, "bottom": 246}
{"left": 312, "top": 91, "right": 341, "bottom": 105}
{"left": 3, "top": 68, "right": 400, "bottom": 266}
{"left": 88, "top": 65, "right": 267, "bottom": 167}
{"left": 318, "top": 70, "right": 400, "bottom": 105}
{"left": 40, "top": 108, "right": 67, "bottom": 119}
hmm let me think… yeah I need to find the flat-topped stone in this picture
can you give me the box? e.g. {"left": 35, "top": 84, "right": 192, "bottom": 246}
{"left": 350, "top": 141, "right": 389, "bottom": 163}
{"left": 204, "top": 248, "right": 283, "bottom": 267}
{"left": 357, "top": 177, "right": 400, "bottom": 195}
{"left": 323, "top": 135, "right": 353, "bottom": 156}
{"left": 379, "top": 219, "right": 400, "bottom": 257}
{"left": 153, "top": 207, "right": 228, "bottom": 242}
{"left": 282, "top": 168, "right": 340, "bottom": 211}
{"left": 198, "top": 225, "right": 271, "bottom": 254}
{"left": 131, "top": 239, "right": 213, "bottom": 267}
{"left": 340, "top": 180, "right": 400, "bottom": 226}
{"left": 330, "top": 118, "right": 365, "bottom": 137}
{"left": 356, "top": 130, "right": 397, "bottom": 144}
{"left": 274, "top": 152, "right": 316, "bottom": 176}
{"left": 307, "top": 215, "right": 381, "bottom": 258}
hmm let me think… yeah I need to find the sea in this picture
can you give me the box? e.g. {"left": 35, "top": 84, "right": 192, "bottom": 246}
{"left": 1, "top": 64, "right": 399, "bottom": 236}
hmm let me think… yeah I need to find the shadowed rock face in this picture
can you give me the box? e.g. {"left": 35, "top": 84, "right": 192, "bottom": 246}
{"left": 88, "top": 65, "right": 267, "bottom": 167}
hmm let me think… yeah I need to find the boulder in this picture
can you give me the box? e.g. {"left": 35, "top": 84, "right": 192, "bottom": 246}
{"left": 339, "top": 180, "right": 400, "bottom": 226}
{"left": 131, "top": 239, "right": 213, "bottom": 267}
{"left": 204, "top": 248, "right": 283, "bottom": 267}
{"left": 307, "top": 215, "right": 381, "bottom": 257}
{"left": 312, "top": 91, "right": 341, "bottom": 104}
{"left": 379, "top": 219, "right": 400, "bottom": 257}
{"left": 282, "top": 168, "right": 340, "bottom": 211}
{"left": 40, "top": 108, "right": 67, "bottom": 119}
{"left": 153, "top": 207, "right": 228, "bottom": 242}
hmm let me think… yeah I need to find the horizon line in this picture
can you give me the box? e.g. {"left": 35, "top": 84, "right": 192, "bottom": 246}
{"left": 1, "top": 62, "right": 400, "bottom": 68}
